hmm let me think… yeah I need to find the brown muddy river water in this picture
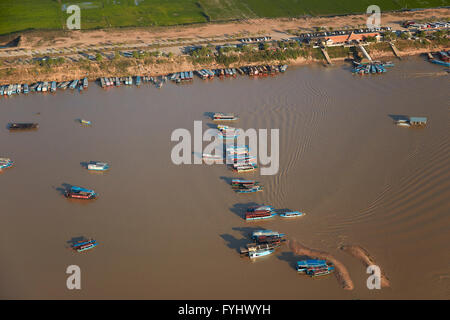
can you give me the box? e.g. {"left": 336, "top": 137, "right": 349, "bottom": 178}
{"left": 0, "top": 57, "right": 449, "bottom": 299}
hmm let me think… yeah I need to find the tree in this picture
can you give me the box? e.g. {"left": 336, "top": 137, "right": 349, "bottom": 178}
{"left": 95, "top": 53, "right": 103, "bottom": 61}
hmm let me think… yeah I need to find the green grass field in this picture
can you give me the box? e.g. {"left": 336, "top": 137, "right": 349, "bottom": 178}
{"left": 0, "top": 0, "right": 449, "bottom": 35}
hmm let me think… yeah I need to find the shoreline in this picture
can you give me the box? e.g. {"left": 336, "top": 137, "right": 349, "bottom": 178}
{"left": 0, "top": 45, "right": 448, "bottom": 85}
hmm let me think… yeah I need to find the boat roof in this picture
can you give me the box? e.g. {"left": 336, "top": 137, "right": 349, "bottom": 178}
{"left": 409, "top": 117, "right": 427, "bottom": 123}
{"left": 71, "top": 186, "right": 94, "bottom": 193}
{"left": 214, "top": 112, "right": 235, "bottom": 116}
{"left": 297, "top": 259, "right": 327, "bottom": 266}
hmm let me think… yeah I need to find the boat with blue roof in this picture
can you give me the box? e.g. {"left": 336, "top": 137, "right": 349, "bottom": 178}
{"left": 65, "top": 186, "right": 97, "bottom": 200}
{"left": 297, "top": 259, "right": 335, "bottom": 276}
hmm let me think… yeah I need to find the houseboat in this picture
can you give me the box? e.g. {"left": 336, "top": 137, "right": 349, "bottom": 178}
{"left": 297, "top": 260, "right": 335, "bottom": 277}
{"left": 252, "top": 230, "right": 285, "bottom": 240}
{"left": 231, "top": 179, "right": 258, "bottom": 188}
{"left": 87, "top": 162, "right": 110, "bottom": 171}
{"left": 0, "top": 158, "right": 14, "bottom": 170}
{"left": 279, "top": 211, "right": 305, "bottom": 218}
{"left": 241, "top": 243, "right": 275, "bottom": 258}
{"left": 213, "top": 113, "right": 239, "bottom": 121}
{"left": 235, "top": 185, "right": 263, "bottom": 193}
{"left": 245, "top": 205, "right": 277, "bottom": 221}
{"left": 8, "top": 123, "right": 39, "bottom": 130}
{"left": 233, "top": 163, "right": 257, "bottom": 173}
{"left": 65, "top": 186, "right": 97, "bottom": 200}
{"left": 71, "top": 239, "right": 98, "bottom": 252}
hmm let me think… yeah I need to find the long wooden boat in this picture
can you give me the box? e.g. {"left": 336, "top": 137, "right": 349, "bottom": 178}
{"left": 235, "top": 185, "right": 263, "bottom": 193}
{"left": 71, "top": 239, "right": 98, "bottom": 252}
{"left": 279, "top": 211, "right": 305, "bottom": 218}
{"left": 8, "top": 123, "right": 39, "bottom": 130}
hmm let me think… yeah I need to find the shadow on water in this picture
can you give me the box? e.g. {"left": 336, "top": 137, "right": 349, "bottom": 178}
{"left": 80, "top": 162, "right": 89, "bottom": 169}
{"left": 229, "top": 202, "right": 259, "bottom": 219}
{"left": 66, "top": 236, "right": 88, "bottom": 248}
{"left": 219, "top": 234, "right": 249, "bottom": 253}
{"left": 203, "top": 112, "right": 215, "bottom": 119}
{"left": 219, "top": 176, "right": 234, "bottom": 185}
{"left": 54, "top": 183, "right": 72, "bottom": 196}
{"left": 277, "top": 251, "right": 310, "bottom": 271}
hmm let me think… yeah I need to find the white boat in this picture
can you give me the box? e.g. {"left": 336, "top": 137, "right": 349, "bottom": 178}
{"left": 395, "top": 120, "right": 411, "bottom": 127}
{"left": 87, "top": 162, "right": 110, "bottom": 171}
{"left": 279, "top": 211, "right": 305, "bottom": 218}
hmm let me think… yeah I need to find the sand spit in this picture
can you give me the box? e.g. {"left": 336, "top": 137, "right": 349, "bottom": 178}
{"left": 288, "top": 239, "right": 354, "bottom": 290}
{"left": 341, "top": 245, "right": 391, "bottom": 288}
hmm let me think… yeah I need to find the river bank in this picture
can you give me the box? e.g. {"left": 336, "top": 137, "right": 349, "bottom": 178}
{"left": 0, "top": 42, "right": 448, "bottom": 85}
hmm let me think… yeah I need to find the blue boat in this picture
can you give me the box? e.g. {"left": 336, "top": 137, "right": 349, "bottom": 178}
{"left": 23, "top": 83, "right": 29, "bottom": 94}
{"left": 83, "top": 77, "right": 88, "bottom": 88}
{"left": 279, "top": 211, "right": 305, "bottom": 218}
{"left": 0, "top": 86, "right": 4, "bottom": 95}
{"left": 69, "top": 79, "right": 78, "bottom": 89}
{"left": 431, "top": 59, "right": 450, "bottom": 67}
{"left": 136, "top": 76, "right": 141, "bottom": 86}
{"left": 51, "top": 81, "right": 57, "bottom": 92}
{"left": 0, "top": 158, "right": 14, "bottom": 169}
{"left": 236, "top": 185, "right": 263, "bottom": 193}
{"left": 297, "top": 260, "right": 335, "bottom": 276}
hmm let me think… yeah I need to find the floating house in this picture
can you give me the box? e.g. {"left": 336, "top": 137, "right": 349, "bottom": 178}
{"left": 409, "top": 117, "right": 427, "bottom": 127}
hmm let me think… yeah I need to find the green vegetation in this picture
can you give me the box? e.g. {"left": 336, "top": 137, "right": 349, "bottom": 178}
{"left": 1, "top": 0, "right": 449, "bottom": 35}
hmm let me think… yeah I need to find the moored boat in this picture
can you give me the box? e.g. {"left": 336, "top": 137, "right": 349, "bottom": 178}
{"left": 233, "top": 163, "right": 257, "bottom": 173}
{"left": 79, "top": 119, "right": 91, "bottom": 125}
{"left": 65, "top": 186, "right": 97, "bottom": 200}
{"left": 0, "top": 158, "right": 14, "bottom": 169}
{"left": 87, "top": 162, "right": 110, "bottom": 171}
{"left": 297, "top": 260, "right": 335, "bottom": 277}
{"left": 8, "top": 123, "right": 39, "bottom": 130}
{"left": 71, "top": 239, "right": 98, "bottom": 252}
{"left": 235, "top": 185, "right": 263, "bottom": 193}
{"left": 245, "top": 205, "right": 276, "bottom": 221}
{"left": 213, "top": 112, "right": 239, "bottom": 121}
{"left": 279, "top": 211, "right": 305, "bottom": 218}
